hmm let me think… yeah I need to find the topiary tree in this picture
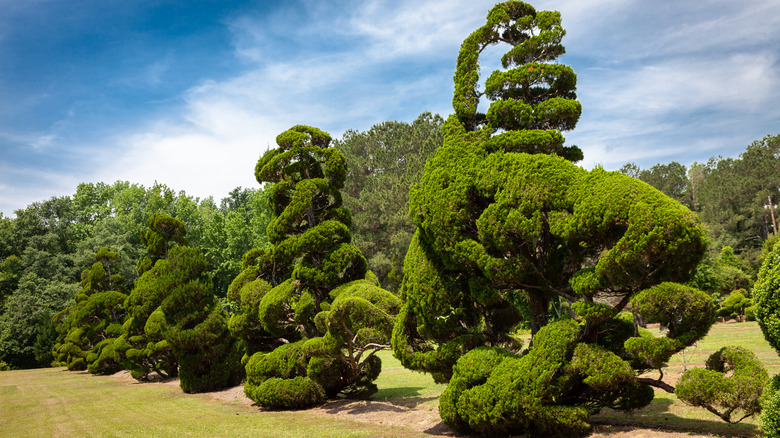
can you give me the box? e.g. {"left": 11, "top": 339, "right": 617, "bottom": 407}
{"left": 392, "top": 2, "right": 764, "bottom": 435}
{"left": 114, "top": 215, "right": 186, "bottom": 380}
{"left": 52, "top": 247, "right": 128, "bottom": 373}
{"left": 135, "top": 213, "right": 188, "bottom": 275}
{"left": 155, "top": 244, "right": 245, "bottom": 393}
{"left": 235, "top": 125, "right": 400, "bottom": 409}
{"left": 753, "top": 240, "right": 780, "bottom": 436}
{"left": 716, "top": 289, "right": 753, "bottom": 320}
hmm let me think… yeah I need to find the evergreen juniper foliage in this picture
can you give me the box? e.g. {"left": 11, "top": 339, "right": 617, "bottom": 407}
{"left": 235, "top": 125, "right": 399, "bottom": 409}
{"left": 391, "top": 2, "right": 762, "bottom": 435}
{"left": 52, "top": 247, "right": 128, "bottom": 374}
{"left": 157, "top": 245, "right": 245, "bottom": 393}
{"left": 753, "top": 241, "right": 780, "bottom": 435}
{"left": 114, "top": 214, "right": 185, "bottom": 380}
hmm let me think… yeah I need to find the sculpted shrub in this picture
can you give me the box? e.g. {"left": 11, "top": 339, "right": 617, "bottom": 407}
{"left": 392, "top": 1, "right": 761, "bottom": 435}
{"left": 158, "top": 245, "right": 244, "bottom": 393}
{"left": 753, "top": 241, "right": 780, "bottom": 434}
{"left": 676, "top": 347, "right": 766, "bottom": 423}
{"left": 115, "top": 215, "right": 187, "bottom": 380}
{"left": 52, "top": 247, "right": 127, "bottom": 374}
{"left": 237, "top": 125, "right": 399, "bottom": 409}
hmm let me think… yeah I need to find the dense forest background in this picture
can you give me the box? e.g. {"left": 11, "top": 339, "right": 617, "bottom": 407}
{"left": 0, "top": 112, "right": 776, "bottom": 370}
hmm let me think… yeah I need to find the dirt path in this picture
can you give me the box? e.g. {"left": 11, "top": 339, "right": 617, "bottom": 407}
{"left": 107, "top": 371, "right": 741, "bottom": 437}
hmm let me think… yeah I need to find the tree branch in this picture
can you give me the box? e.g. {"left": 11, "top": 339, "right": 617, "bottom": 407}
{"left": 636, "top": 377, "right": 675, "bottom": 393}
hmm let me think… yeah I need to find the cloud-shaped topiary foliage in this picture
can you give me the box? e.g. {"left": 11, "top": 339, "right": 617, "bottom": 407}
{"left": 386, "top": 1, "right": 762, "bottom": 435}
{"left": 235, "top": 126, "right": 399, "bottom": 409}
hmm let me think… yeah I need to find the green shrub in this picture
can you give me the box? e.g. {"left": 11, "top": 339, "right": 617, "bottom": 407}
{"left": 248, "top": 376, "right": 326, "bottom": 410}
{"left": 159, "top": 245, "right": 245, "bottom": 393}
{"left": 627, "top": 282, "right": 716, "bottom": 369}
{"left": 762, "top": 374, "right": 780, "bottom": 437}
{"left": 754, "top": 243, "right": 780, "bottom": 354}
{"left": 717, "top": 289, "right": 752, "bottom": 320}
{"left": 676, "top": 346, "right": 767, "bottom": 423}
{"left": 439, "top": 320, "right": 594, "bottom": 437}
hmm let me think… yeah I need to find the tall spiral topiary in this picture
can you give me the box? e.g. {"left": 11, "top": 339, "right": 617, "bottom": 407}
{"left": 235, "top": 125, "right": 399, "bottom": 409}
{"left": 391, "top": 2, "right": 763, "bottom": 435}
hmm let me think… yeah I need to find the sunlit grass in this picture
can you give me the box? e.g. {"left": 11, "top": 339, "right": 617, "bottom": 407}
{"left": 592, "top": 321, "right": 779, "bottom": 436}
{"left": 1, "top": 322, "right": 775, "bottom": 437}
{"left": 0, "top": 365, "right": 429, "bottom": 438}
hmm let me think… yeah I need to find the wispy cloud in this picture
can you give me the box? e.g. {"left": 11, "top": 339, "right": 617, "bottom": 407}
{"left": 90, "top": 0, "right": 490, "bottom": 204}
{"left": 1, "top": 0, "right": 779, "bottom": 216}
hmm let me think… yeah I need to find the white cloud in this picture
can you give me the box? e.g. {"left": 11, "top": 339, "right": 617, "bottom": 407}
{"left": 4, "top": 0, "right": 780, "bottom": 216}
{"left": 91, "top": 0, "right": 495, "bottom": 202}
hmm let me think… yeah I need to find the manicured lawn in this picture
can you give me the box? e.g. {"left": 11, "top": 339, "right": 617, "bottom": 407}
{"left": 1, "top": 322, "right": 775, "bottom": 437}
{"left": 0, "top": 362, "right": 429, "bottom": 438}
{"left": 592, "top": 321, "right": 780, "bottom": 436}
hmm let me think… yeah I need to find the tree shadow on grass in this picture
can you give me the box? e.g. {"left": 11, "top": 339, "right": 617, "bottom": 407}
{"left": 591, "top": 396, "right": 759, "bottom": 437}
{"left": 316, "top": 386, "right": 438, "bottom": 414}
{"left": 372, "top": 386, "right": 440, "bottom": 408}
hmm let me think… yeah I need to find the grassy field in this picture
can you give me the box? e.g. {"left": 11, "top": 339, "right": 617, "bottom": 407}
{"left": 591, "top": 321, "right": 780, "bottom": 436}
{"left": 1, "top": 322, "right": 777, "bottom": 437}
{"left": 0, "top": 353, "right": 439, "bottom": 438}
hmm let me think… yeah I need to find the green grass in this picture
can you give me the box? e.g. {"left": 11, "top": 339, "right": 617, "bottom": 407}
{"left": 0, "top": 357, "right": 431, "bottom": 438}
{"left": 1, "top": 323, "right": 776, "bottom": 437}
{"left": 592, "top": 321, "right": 780, "bottom": 436}
{"left": 373, "top": 350, "right": 447, "bottom": 407}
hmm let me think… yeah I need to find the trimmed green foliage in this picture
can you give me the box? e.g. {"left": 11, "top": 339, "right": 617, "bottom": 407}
{"left": 136, "top": 213, "right": 187, "bottom": 274}
{"left": 238, "top": 125, "right": 400, "bottom": 409}
{"left": 717, "top": 289, "right": 753, "bottom": 320}
{"left": 393, "top": 2, "right": 707, "bottom": 382}
{"left": 116, "top": 216, "right": 187, "bottom": 380}
{"left": 251, "top": 376, "right": 326, "bottom": 410}
{"left": 676, "top": 346, "right": 767, "bottom": 423}
{"left": 387, "top": 1, "right": 755, "bottom": 434}
{"left": 439, "top": 319, "right": 592, "bottom": 437}
{"left": 158, "top": 245, "right": 245, "bottom": 393}
{"left": 754, "top": 241, "right": 780, "bottom": 355}
{"left": 627, "top": 282, "right": 716, "bottom": 369}
{"left": 762, "top": 374, "right": 780, "bottom": 437}
{"left": 52, "top": 248, "right": 128, "bottom": 374}
{"left": 754, "top": 234, "right": 780, "bottom": 435}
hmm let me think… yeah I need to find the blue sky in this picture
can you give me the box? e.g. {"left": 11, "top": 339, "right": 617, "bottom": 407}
{"left": 1, "top": 0, "right": 779, "bottom": 217}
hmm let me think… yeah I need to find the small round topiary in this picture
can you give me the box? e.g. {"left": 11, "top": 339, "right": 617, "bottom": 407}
{"left": 249, "top": 376, "right": 326, "bottom": 410}
{"left": 676, "top": 346, "right": 767, "bottom": 423}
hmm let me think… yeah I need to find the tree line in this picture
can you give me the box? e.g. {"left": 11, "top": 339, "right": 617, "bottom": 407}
{"left": 0, "top": 113, "right": 442, "bottom": 370}
{"left": 2, "top": 0, "right": 780, "bottom": 436}
{"left": 621, "top": 133, "right": 780, "bottom": 302}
